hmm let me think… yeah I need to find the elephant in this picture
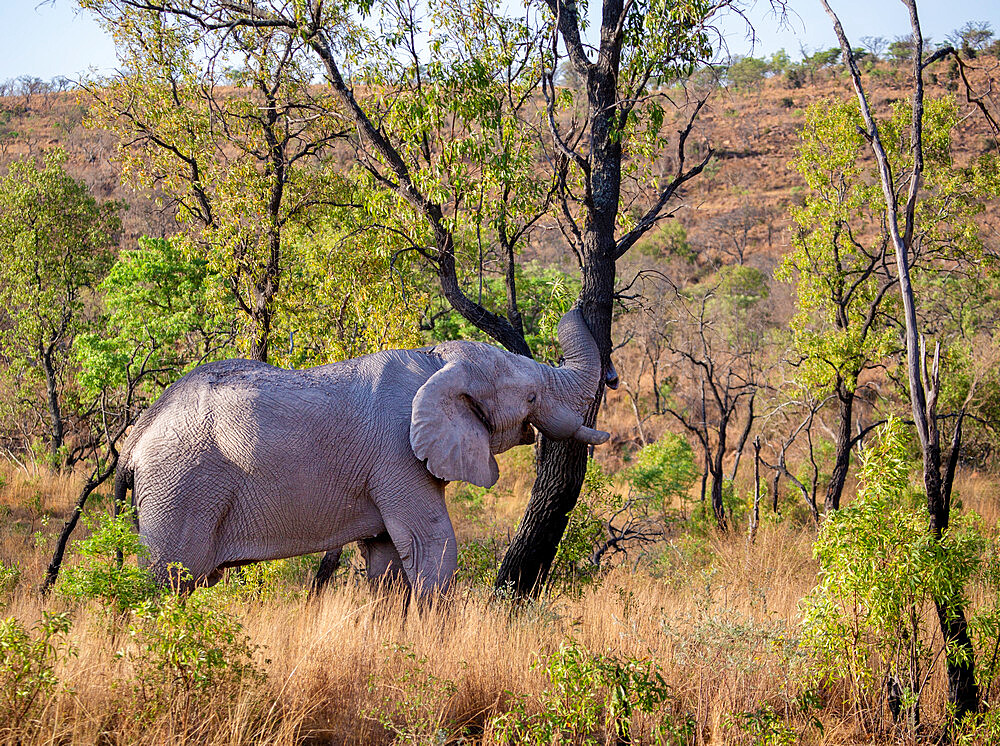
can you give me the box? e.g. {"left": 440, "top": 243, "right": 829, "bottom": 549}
{"left": 114, "top": 307, "right": 612, "bottom": 595}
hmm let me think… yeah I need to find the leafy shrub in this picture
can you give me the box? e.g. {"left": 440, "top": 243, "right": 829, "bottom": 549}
{"left": 224, "top": 555, "right": 316, "bottom": 600}
{"left": 124, "top": 589, "right": 264, "bottom": 723}
{"left": 58, "top": 504, "right": 159, "bottom": 613}
{"left": 628, "top": 433, "right": 698, "bottom": 512}
{"left": 635, "top": 221, "right": 694, "bottom": 261}
{"left": 490, "top": 638, "right": 694, "bottom": 745}
{"left": 364, "top": 642, "right": 458, "bottom": 744}
{"left": 547, "top": 459, "right": 616, "bottom": 594}
{"left": 800, "top": 418, "right": 984, "bottom": 728}
{"left": 457, "top": 536, "right": 502, "bottom": 587}
{"left": 955, "top": 708, "right": 1000, "bottom": 745}
{"left": 725, "top": 704, "right": 796, "bottom": 745}
{"left": 0, "top": 561, "right": 20, "bottom": 598}
{"left": 0, "top": 612, "right": 73, "bottom": 732}
{"left": 969, "top": 534, "right": 1000, "bottom": 701}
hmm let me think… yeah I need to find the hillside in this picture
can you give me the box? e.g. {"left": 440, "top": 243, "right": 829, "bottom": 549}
{"left": 3, "top": 58, "right": 997, "bottom": 271}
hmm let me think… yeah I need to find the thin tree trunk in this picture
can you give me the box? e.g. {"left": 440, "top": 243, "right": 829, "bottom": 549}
{"left": 711, "top": 416, "right": 729, "bottom": 530}
{"left": 40, "top": 343, "right": 64, "bottom": 460}
{"left": 820, "top": 0, "right": 980, "bottom": 719}
{"left": 728, "top": 393, "right": 755, "bottom": 482}
{"left": 41, "top": 457, "right": 117, "bottom": 593}
{"left": 749, "top": 437, "right": 761, "bottom": 543}
{"left": 771, "top": 470, "right": 780, "bottom": 513}
{"left": 825, "top": 382, "right": 854, "bottom": 512}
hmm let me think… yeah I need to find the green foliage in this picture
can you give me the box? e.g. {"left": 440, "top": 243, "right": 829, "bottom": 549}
{"left": 85, "top": 4, "right": 347, "bottom": 347}
{"left": 457, "top": 536, "right": 502, "bottom": 587}
{"left": 490, "top": 638, "right": 694, "bottom": 745}
{"left": 699, "top": 264, "right": 769, "bottom": 315}
{"left": 364, "top": 642, "right": 459, "bottom": 744}
{"left": 0, "top": 561, "right": 20, "bottom": 598}
{"left": 969, "top": 534, "right": 1000, "bottom": 699}
{"left": 58, "top": 504, "right": 159, "bottom": 614}
{"left": 780, "top": 94, "right": 998, "bottom": 401}
{"left": 955, "top": 708, "right": 1000, "bottom": 745}
{"left": 725, "top": 704, "right": 797, "bottom": 746}
{"left": 223, "top": 557, "right": 315, "bottom": 601}
{"left": 125, "top": 589, "right": 263, "bottom": 721}
{"left": 628, "top": 432, "right": 698, "bottom": 511}
{"left": 275, "top": 221, "right": 425, "bottom": 367}
{"left": 800, "top": 418, "right": 985, "bottom": 720}
{"left": 74, "top": 235, "right": 229, "bottom": 400}
{"left": 726, "top": 56, "right": 770, "bottom": 89}
{"left": 0, "top": 612, "right": 74, "bottom": 729}
{"left": 634, "top": 220, "right": 694, "bottom": 261}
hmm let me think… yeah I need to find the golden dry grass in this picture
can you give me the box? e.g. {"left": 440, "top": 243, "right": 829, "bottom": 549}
{"left": 1, "top": 459, "right": 998, "bottom": 745}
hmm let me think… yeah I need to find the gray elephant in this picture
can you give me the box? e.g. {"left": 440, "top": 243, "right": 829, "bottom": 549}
{"left": 114, "top": 308, "right": 610, "bottom": 595}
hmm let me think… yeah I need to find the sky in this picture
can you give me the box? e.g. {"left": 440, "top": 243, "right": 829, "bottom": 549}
{"left": 0, "top": 0, "right": 998, "bottom": 82}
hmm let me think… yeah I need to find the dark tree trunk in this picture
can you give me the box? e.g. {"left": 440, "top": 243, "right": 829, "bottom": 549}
{"left": 710, "top": 417, "right": 729, "bottom": 530}
{"left": 494, "top": 436, "right": 590, "bottom": 595}
{"left": 249, "top": 306, "right": 272, "bottom": 363}
{"left": 40, "top": 343, "right": 64, "bottom": 460}
{"left": 493, "top": 13, "right": 620, "bottom": 596}
{"left": 825, "top": 382, "right": 854, "bottom": 512}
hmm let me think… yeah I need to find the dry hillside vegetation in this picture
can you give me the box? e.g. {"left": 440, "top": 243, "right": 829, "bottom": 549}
{"left": 2, "top": 48, "right": 1000, "bottom": 746}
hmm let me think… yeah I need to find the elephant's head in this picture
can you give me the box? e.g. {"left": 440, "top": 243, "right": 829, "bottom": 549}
{"left": 410, "top": 308, "right": 611, "bottom": 488}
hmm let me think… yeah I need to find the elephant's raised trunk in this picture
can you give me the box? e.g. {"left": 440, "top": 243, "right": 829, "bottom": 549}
{"left": 556, "top": 307, "right": 602, "bottom": 394}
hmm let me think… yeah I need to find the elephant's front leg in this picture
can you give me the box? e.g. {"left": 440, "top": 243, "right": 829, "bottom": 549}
{"left": 359, "top": 532, "right": 409, "bottom": 591}
{"left": 379, "top": 481, "right": 457, "bottom": 598}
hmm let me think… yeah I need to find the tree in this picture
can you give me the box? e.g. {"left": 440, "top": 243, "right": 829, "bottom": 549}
{"left": 859, "top": 35, "right": 888, "bottom": 61}
{"left": 82, "top": 0, "right": 739, "bottom": 597}
{"left": 821, "top": 0, "right": 1000, "bottom": 720}
{"left": 0, "top": 150, "right": 122, "bottom": 466}
{"left": 946, "top": 21, "right": 993, "bottom": 57}
{"left": 782, "top": 89, "right": 997, "bottom": 513}
{"left": 83, "top": 4, "right": 350, "bottom": 363}
{"left": 660, "top": 266, "right": 769, "bottom": 530}
{"left": 778, "top": 99, "right": 897, "bottom": 513}
{"left": 726, "top": 56, "right": 769, "bottom": 90}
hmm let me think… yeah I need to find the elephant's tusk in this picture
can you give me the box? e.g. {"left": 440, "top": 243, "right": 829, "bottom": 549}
{"left": 573, "top": 425, "right": 610, "bottom": 445}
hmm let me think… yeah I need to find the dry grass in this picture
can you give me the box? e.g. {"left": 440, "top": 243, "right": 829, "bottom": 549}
{"left": 1, "top": 459, "right": 998, "bottom": 745}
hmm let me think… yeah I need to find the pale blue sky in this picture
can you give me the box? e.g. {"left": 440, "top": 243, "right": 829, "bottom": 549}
{"left": 0, "top": 0, "right": 997, "bottom": 82}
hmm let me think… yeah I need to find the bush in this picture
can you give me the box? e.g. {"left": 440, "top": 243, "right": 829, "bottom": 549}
{"left": 364, "top": 642, "right": 458, "bottom": 744}
{"left": 800, "top": 418, "right": 984, "bottom": 730}
{"left": 124, "top": 589, "right": 264, "bottom": 724}
{"left": 489, "top": 638, "right": 694, "bottom": 744}
{"left": 628, "top": 433, "right": 698, "bottom": 512}
{"left": 58, "top": 504, "right": 159, "bottom": 613}
{"left": 0, "top": 560, "right": 20, "bottom": 598}
{"left": 0, "top": 612, "right": 73, "bottom": 733}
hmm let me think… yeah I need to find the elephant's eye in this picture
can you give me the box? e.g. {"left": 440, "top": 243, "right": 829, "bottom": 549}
{"left": 527, "top": 392, "right": 537, "bottom": 403}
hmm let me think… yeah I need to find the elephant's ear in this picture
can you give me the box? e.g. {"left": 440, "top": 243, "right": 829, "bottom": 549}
{"left": 410, "top": 359, "right": 499, "bottom": 488}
